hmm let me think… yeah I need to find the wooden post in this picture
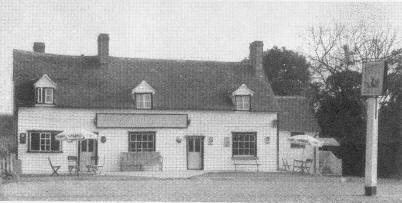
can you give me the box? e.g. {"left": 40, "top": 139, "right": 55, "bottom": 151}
{"left": 365, "top": 97, "right": 378, "bottom": 196}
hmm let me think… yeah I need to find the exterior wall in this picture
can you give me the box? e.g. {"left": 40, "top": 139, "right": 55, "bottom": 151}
{"left": 278, "top": 131, "right": 317, "bottom": 171}
{"left": 17, "top": 107, "right": 277, "bottom": 174}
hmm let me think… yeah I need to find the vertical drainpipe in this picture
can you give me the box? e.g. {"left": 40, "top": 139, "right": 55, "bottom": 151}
{"left": 276, "top": 114, "right": 280, "bottom": 171}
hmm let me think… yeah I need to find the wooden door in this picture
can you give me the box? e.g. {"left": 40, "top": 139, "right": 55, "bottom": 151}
{"left": 80, "top": 139, "right": 97, "bottom": 171}
{"left": 187, "top": 137, "right": 204, "bottom": 170}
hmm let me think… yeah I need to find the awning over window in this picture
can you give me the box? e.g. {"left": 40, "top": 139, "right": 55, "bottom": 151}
{"left": 96, "top": 113, "right": 189, "bottom": 128}
{"left": 317, "top": 138, "right": 340, "bottom": 147}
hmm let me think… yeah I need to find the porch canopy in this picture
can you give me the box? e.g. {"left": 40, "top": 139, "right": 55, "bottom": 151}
{"left": 96, "top": 113, "right": 189, "bottom": 128}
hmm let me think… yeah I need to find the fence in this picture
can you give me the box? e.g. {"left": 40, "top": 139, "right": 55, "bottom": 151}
{"left": 0, "top": 153, "right": 20, "bottom": 178}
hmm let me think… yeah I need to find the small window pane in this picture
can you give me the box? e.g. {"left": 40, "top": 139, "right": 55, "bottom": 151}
{"left": 81, "top": 140, "right": 87, "bottom": 152}
{"left": 88, "top": 139, "right": 94, "bottom": 152}
{"left": 44, "top": 89, "right": 53, "bottom": 104}
{"left": 30, "top": 132, "right": 40, "bottom": 150}
{"left": 195, "top": 139, "right": 201, "bottom": 152}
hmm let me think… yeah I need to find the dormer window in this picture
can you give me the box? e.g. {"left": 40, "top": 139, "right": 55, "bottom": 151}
{"left": 132, "top": 80, "right": 155, "bottom": 110}
{"left": 135, "top": 93, "right": 152, "bottom": 109}
{"left": 232, "top": 84, "right": 254, "bottom": 111}
{"left": 35, "top": 88, "right": 54, "bottom": 104}
{"left": 235, "top": 95, "right": 251, "bottom": 111}
{"left": 34, "top": 74, "right": 57, "bottom": 105}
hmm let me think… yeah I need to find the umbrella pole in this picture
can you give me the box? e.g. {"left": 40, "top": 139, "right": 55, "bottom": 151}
{"left": 77, "top": 140, "right": 80, "bottom": 176}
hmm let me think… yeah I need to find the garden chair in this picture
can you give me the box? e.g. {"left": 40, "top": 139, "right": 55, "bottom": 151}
{"left": 48, "top": 157, "right": 61, "bottom": 176}
{"left": 67, "top": 156, "right": 79, "bottom": 175}
{"left": 87, "top": 156, "right": 104, "bottom": 175}
{"left": 302, "top": 159, "right": 313, "bottom": 174}
{"left": 281, "top": 158, "right": 291, "bottom": 171}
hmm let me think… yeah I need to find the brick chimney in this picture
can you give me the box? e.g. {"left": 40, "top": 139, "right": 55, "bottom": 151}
{"left": 249, "top": 41, "right": 264, "bottom": 80}
{"left": 33, "top": 42, "right": 45, "bottom": 53}
{"left": 97, "top": 33, "right": 109, "bottom": 63}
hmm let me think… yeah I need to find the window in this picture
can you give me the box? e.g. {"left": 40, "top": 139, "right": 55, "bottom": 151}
{"left": 36, "top": 88, "right": 42, "bottom": 103}
{"left": 290, "top": 132, "right": 305, "bottom": 149}
{"left": 28, "top": 131, "right": 61, "bottom": 152}
{"left": 235, "top": 96, "right": 250, "bottom": 111}
{"left": 232, "top": 132, "right": 257, "bottom": 156}
{"left": 35, "top": 87, "right": 54, "bottom": 104}
{"left": 128, "top": 132, "right": 155, "bottom": 152}
{"left": 81, "top": 139, "right": 96, "bottom": 152}
{"left": 44, "top": 88, "right": 54, "bottom": 104}
{"left": 135, "top": 93, "right": 152, "bottom": 109}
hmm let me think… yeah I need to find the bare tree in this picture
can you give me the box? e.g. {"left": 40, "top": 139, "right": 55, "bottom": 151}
{"left": 307, "top": 22, "right": 398, "bottom": 84}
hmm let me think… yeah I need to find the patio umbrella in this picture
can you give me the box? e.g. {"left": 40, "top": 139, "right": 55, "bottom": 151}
{"left": 55, "top": 129, "right": 98, "bottom": 141}
{"left": 287, "top": 135, "right": 323, "bottom": 147}
{"left": 55, "top": 129, "right": 98, "bottom": 175}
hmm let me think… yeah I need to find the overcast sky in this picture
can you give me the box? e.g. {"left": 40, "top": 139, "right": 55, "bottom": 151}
{"left": 1, "top": 1, "right": 401, "bottom": 114}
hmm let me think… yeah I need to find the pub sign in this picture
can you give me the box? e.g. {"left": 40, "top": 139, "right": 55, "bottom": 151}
{"left": 361, "top": 61, "right": 386, "bottom": 96}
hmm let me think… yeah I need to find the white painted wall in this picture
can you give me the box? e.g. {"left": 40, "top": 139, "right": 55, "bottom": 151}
{"left": 17, "top": 107, "right": 278, "bottom": 174}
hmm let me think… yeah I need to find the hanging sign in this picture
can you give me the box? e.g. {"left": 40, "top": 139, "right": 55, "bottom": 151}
{"left": 361, "top": 61, "right": 386, "bottom": 96}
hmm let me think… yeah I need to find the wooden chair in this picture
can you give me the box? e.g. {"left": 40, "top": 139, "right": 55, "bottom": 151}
{"left": 87, "top": 156, "right": 104, "bottom": 175}
{"left": 302, "top": 159, "right": 313, "bottom": 174}
{"left": 67, "top": 156, "right": 79, "bottom": 175}
{"left": 281, "top": 158, "right": 291, "bottom": 171}
{"left": 292, "top": 159, "right": 304, "bottom": 173}
{"left": 48, "top": 157, "right": 61, "bottom": 176}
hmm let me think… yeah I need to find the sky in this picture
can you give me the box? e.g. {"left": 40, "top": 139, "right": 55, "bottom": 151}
{"left": 1, "top": 1, "right": 402, "bottom": 114}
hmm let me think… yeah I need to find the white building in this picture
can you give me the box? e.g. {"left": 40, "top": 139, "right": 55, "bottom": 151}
{"left": 13, "top": 34, "right": 319, "bottom": 174}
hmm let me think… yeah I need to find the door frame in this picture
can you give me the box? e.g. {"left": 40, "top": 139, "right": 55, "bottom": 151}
{"left": 78, "top": 138, "right": 99, "bottom": 168}
{"left": 185, "top": 136, "right": 205, "bottom": 170}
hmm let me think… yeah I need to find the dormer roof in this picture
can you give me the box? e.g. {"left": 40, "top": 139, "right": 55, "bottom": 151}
{"left": 232, "top": 84, "right": 254, "bottom": 96}
{"left": 131, "top": 80, "right": 156, "bottom": 94}
{"left": 33, "top": 74, "right": 57, "bottom": 89}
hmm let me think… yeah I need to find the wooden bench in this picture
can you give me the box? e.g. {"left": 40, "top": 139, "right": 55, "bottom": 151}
{"left": 232, "top": 156, "right": 260, "bottom": 172}
{"left": 120, "top": 152, "right": 163, "bottom": 171}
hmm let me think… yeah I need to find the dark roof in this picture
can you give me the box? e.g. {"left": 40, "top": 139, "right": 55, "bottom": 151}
{"left": 13, "top": 50, "right": 278, "bottom": 112}
{"left": 276, "top": 96, "right": 319, "bottom": 132}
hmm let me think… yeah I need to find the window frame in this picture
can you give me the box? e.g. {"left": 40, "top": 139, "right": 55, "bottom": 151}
{"left": 44, "top": 88, "right": 54, "bottom": 104}
{"left": 234, "top": 95, "right": 251, "bottom": 111}
{"left": 135, "top": 93, "right": 153, "bottom": 109}
{"left": 232, "top": 132, "right": 257, "bottom": 157}
{"left": 128, "top": 131, "right": 156, "bottom": 152}
{"left": 290, "top": 132, "right": 306, "bottom": 149}
{"left": 28, "top": 131, "right": 62, "bottom": 153}
{"left": 35, "top": 87, "right": 55, "bottom": 104}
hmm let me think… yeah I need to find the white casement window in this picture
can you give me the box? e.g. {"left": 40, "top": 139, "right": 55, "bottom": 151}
{"left": 36, "top": 88, "right": 43, "bottom": 103}
{"left": 135, "top": 93, "right": 152, "bottom": 109}
{"left": 128, "top": 132, "right": 155, "bottom": 152}
{"left": 232, "top": 132, "right": 257, "bottom": 157}
{"left": 44, "top": 88, "right": 54, "bottom": 104}
{"left": 235, "top": 95, "right": 251, "bottom": 111}
{"left": 29, "top": 131, "right": 61, "bottom": 152}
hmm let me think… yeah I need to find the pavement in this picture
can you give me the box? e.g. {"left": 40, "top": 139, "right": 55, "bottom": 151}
{"left": 104, "top": 170, "right": 208, "bottom": 179}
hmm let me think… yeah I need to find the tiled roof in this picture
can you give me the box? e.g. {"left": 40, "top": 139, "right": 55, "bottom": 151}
{"left": 276, "top": 96, "right": 319, "bottom": 132}
{"left": 13, "top": 50, "right": 278, "bottom": 112}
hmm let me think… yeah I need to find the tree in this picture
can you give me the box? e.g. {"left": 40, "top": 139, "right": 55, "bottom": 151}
{"left": 306, "top": 22, "right": 400, "bottom": 176}
{"left": 262, "top": 46, "right": 311, "bottom": 96}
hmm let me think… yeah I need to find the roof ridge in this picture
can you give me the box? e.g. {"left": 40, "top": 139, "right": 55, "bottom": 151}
{"left": 275, "top": 96, "right": 307, "bottom": 99}
{"left": 13, "top": 49, "right": 243, "bottom": 65}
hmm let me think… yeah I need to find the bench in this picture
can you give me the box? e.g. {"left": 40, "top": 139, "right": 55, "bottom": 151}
{"left": 232, "top": 156, "right": 260, "bottom": 172}
{"left": 120, "top": 152, "right": 163, "bottom": 171}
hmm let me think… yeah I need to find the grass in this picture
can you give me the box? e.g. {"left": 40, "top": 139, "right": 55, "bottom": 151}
{"left": 2, "top": 172, "right": 402, "bottom": 201}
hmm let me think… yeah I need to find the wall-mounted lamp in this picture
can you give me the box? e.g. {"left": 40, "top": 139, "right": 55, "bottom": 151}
{"left": 101, "top": 136, "right": 107, "bottom": 143}
{"left": 176, "top": 136, "right": 182, "bottom": 144}
{"left": 19, "top": 133, "right": 26, "bottom": 144}
{"left": 208, "top": 137, "right": 213, "bottom": 145}
{"left": 265, "top": 137, "right": 270, "bottom": 144}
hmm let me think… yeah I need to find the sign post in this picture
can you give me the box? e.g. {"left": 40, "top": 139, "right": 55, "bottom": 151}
{"left": 361, "top": 61, "right": 386, "bottom": 196}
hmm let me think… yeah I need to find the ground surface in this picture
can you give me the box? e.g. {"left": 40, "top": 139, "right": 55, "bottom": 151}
{"left": 1, "top": 172, "right": 402, "bottom": 202}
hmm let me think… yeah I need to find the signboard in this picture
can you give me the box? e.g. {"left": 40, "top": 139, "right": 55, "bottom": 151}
{"left": 361, "top": 61, "right": 386, "bottom": 96}
{"left": 96, "top": 113, "right": 188, "bottom": 128}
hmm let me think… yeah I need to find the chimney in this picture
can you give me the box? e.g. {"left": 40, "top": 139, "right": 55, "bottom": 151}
{"left": 97, "top": 33, "right": 109, "bottom": 63}
{"left": 33, "top": 42, "right": 45, "bottom": 53}
{"left": 249, "top": 41, "right": 264, "bottom": 80}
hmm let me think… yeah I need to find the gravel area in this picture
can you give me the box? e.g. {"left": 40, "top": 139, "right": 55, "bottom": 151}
{"left": 1, "top": 172, "right": 402, "bottom": 201}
